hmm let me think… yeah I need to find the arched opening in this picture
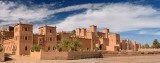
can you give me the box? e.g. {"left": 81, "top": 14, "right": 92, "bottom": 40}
{"left": 99, "top": 45, "right": 102, "bottom": 50}
{"left": 53, "top": 47, "right": 55, "bottom": 50}
{"left": 48, "top": 46, "right": 50, "bottom": 50}
{"left": 25, "top": 46, "right": 27, "bottom": 51}
{"left": 87, "top": 48, "right": 89, "bottom": 51}
{"left": 25, "top": 27, "right": 27, "bottom": 31}
{"left": 50, "top": 29, "right": 52, "bottom": 33}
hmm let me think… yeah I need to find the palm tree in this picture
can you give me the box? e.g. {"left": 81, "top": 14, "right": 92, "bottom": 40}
{"left": 55, "top": 44, "right": 62, "bottom": 51}
{"left": 61, "top": 39, "right": 70, "bottom": 51}
{"left": 71, "top": 30, "right": 76, "bottom": 35}
{"left": 70, "top": 39, "right": 80, "bottom": 51}
{"left": 31, "top": 45, "right": 41, "bottom": 52}
{"left": 145, "top": 43, "right": 150, "bottom": 48}
{"left": 153, "top": 39, "right": 160, "bottom": 48}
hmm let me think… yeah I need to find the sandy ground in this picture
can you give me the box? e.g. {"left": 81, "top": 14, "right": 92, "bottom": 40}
{"left": 1, "top": 55, "right": 160, "bottom": 63}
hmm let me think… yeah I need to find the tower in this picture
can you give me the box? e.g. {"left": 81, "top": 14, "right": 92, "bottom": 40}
{"left": 89, "top": 25, "right": 97, "bottom": 35}
{"left": 39, "top": 24, "right": 57, "bottom": 51}
{"left": 76, "top": 28, "right": 81, "bottom": 36}
{"left": 14, "top": 22, "right": 33, "bottom": 55}
{"left": 102, "top": 28, "right": 109, "bottom": 38}
{"left": 80, "top": 28, "right": 86, "bottom": 37}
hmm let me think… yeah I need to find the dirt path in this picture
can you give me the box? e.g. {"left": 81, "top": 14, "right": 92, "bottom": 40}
{"left": 1, "top": 55, "right": 160, "bottom": 63}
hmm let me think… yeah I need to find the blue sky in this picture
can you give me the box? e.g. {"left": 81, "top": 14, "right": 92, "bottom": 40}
{"left": 1, "top": 0, "right": 160, "bottom": 45}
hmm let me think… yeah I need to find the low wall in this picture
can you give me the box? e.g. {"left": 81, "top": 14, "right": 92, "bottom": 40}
{"left": 68, "top": 51, "right": 101, "bottom": 59}
{"left": 41, "top": 51, "right": 68, "bottom": 60}
{"left": 0, "top": 51, "right": 5, "bottom": 62}
{"left": 138, "top": 48, "right": 160, "bottom": 52}
{"left": 30, "top": 51, "right": 41, "bottom": 59}
{"left": 30, "top": 50, "right": 102, "bottom": 60}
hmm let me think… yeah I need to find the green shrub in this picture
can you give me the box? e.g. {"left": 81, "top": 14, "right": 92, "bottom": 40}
{"left": 83, "top": 48, "right": 89, "bottom": 52}
{"left": 31, "top": 45, "right": 41, "bottom": 52}
{"left": 55, "top": 44, "right": 62, "bottom": 51}
{"left": 0, "top": 47, "right": 3, "bottom": 52}
{"left": 94, "top": 47, "right": 100, "bottom": 51}
{"left": 44, "top": 50, "right": 48, "bottom": 52}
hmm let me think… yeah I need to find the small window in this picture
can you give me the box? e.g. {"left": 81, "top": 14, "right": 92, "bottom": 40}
{"left": 48, "top": 47, "right": 50, "bottom": 50}
{"left": 25, "top": 46, "right": 27, "bottom": 51}
{"left": 50, "top": 29, "right": 52, "bottom": 33}
{"left": 50, "top": 38, "right": 52, "bottom": 41}
{"left": 25, "top": 27, "right": 27, "bottom": 31}
{"left": 53, "top": 47, "right": 55, "bottom": 50}
{"left": 25, "top": 36, "right": 27, "bottom": 40}
{"left": 40, "top": 39, "right": 41, "bottom": 41}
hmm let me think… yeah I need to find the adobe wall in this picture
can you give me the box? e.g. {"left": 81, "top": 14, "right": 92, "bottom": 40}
{"left": 132, "top": 41, "right": 137, "bottom": 51}
{"left": 89, "top": 25, "right": 97, "bottom": 35}
{"left": 30, "top": 50, "right": 101, "bottom": 60}
{"left": 57, "top": 31, "right": 72, "bottom": 40}
{"left": 108, "top": 34, "right": 120, "bottom": 46}
{"left": 30, "top": 51, "right": 41, "bottom": 60}
{"left": 99, "top": 38, "right": 109, "bottom": 50}
{"left": 80, "top": 28, "right": 87, "bottom": 37}
{"left": 3, "top": 38, "right": 16, "bottom": 54}
{"left": 0, "top": 50, "right": 5, "bottom": 62}
{"left": 120, "top": 40, "right": 127, "bottom": 50}
{"left": 97, "top": 32, "right": 105, "bottom": 38}
{"left": 107, "top": 34, "right": 120, "bottom": 51}
{"left": 70, "top": 37, "right": 92, "bottom": 50}
{"left": 2, "top": 26, "right": 14, "bottom": 32}
{"left": 102, "top": 28, "right": 109, "bottom": 38}
{"left": 68, "top": 51, "right": 101, "bottom": 59}
{"left": 136, "top": 43, "right": 141, "bottom": 49}
{"left": 39, "top": 25, "right": 57, "bottom": 51}
{"left": 1, "top": 31, "right": 14, "bottom": 39}
{"left": 14, "top": 22, "right": 33, "bottom": 55}
{"left": 33, "top": 34, "right": 44, "bottom": 45}
{"left": 138, "top": 48, "right": 160, "bottom": 52}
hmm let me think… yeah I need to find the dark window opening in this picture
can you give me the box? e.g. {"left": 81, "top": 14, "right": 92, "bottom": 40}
{"left": 87, "top": 48, "right": 89, "bottom": 50}
{"left": 25, "top": 36, "right": 27, "bottom": 40}
{"left": 50, "top": 38, "right": 52, "bottom": 41}
{"left": 25, "top": 28, "right": 27, "bottom": 31}
{"left": 25, "top": 46, "right": 27, "bottom": 51}
{"left": 53, "top": 47, "right": 55, "bottom": 50}
{"left": 48, "top": 47, "right": 50, "bottom": 50}
{"left": 40, "top": 39, "right": 41, "bottom": 41}
{"left": 99, "top": 45, "right": 102, "bottom": 50}
{"left": 57, "top": 37, "right": 61, "bottom": 41}
{"left": 50, "top": 29, "right": 52, "bottom": 33}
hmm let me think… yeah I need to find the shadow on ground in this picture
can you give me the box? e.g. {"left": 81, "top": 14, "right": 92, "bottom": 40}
{"left": 5, "top": 54, "right": 13, "bottom": 61}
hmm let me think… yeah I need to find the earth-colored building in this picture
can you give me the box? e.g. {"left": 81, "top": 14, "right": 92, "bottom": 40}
{"left": 0, "top": 22, "right": 141, "bottom": 55}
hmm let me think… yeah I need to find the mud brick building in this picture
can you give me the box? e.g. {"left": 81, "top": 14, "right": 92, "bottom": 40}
{"left": 0, "top": 22, "right": 141, "bottom": 55}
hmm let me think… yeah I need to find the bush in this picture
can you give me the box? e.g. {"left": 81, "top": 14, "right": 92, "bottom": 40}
{"left": 31, "top": 45, "right": 41, "bottom": 52}
{"left": 44, "top": 50, "right": 48, "bottom": 52}
{"left": 94, "top": 47, "right": 100, "bottom": 51}
{"left": 0, "top": 47, "right": 3, "bottom": 52}
{"left": 55, "top": 44, "right": 62, "bottom": 51}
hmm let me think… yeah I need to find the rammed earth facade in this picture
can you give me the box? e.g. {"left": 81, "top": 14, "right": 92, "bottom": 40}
{"left": 0, "top": 22, "right": 141, "bottom": 55}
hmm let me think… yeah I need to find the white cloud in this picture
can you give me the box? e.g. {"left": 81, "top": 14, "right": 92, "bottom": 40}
{"left": 0, "top": 1, "right": 104, "bottom": 28}
{"left": 1, "top": 1, "right": 160, "bottom": 34}
{"left": 53, "top": 3, "right": 105, "bottom": 13}
{"left": 154, "top": 32, "right": 160, "bottom": 35}
{"left": 0, "top": 1, "right": 52, "bottom": 26}
{"left": 56, "top": 3, "right": 160, "bottom": 33}
{"left": 138, "top": 31, "right": 150, "bottom": 34}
